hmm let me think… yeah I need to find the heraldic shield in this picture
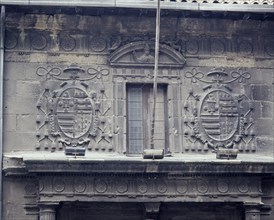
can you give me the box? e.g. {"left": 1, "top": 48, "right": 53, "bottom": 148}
{"left": 184, "top": 68, "right": 255, "bottom": 152}
{"left": 35, "top": 64, "right": 103, "bottom": 156}
{"left": 200, "top": 89, "right": 239, "bottom": 142}
{"left": 56, "top": 87, "right": 93, "bottom": 139}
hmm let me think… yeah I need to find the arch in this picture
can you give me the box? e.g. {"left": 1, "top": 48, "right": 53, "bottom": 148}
{"left": 109, "top": 41, "right": 186, "bottom": 68}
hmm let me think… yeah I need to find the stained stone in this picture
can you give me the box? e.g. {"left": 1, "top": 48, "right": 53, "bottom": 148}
{"left": 2, "top": 4, "right": 274, "bottom": 220}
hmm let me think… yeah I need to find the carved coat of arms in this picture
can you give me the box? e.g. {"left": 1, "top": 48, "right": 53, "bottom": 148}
{"left": 35, "top": 64, "right": 111, "bottom": 155}
{"left": 184, "top": 68, "right": 255, "bottom": 152}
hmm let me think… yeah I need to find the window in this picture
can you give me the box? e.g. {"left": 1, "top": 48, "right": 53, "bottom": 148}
{"left": 127, "top": 84, "right": 168, "bottom": 155}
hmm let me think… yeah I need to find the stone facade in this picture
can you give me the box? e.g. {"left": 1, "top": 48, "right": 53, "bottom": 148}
{"left": 1, "top": 5, "right": 274, "bottom": 220}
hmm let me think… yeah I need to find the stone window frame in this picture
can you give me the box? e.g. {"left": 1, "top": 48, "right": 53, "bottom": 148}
{"left": 112, "top": 70, "right": 182, "bottom": 156}
{"left": 126, "top": 83, "right": 169, "bottom": 155}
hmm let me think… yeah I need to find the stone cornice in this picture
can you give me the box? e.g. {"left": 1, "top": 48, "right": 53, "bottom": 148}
{"left": 3, "top": 152, "right": 274, "bottom": 176}
{"left": 1, "top": 0, "right": 274, "bottom": 13}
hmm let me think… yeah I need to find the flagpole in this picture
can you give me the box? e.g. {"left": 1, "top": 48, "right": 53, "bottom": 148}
{"left": 151, "top": 0, "right": 161, "bottom": 150}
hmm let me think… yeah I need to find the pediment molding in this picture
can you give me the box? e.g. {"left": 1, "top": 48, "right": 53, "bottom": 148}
{"left": 109, "top": 41, "right": 186, "bottom": 68}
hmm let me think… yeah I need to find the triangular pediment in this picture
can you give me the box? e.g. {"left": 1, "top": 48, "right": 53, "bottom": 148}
{"left": 109, "top": 41, "right": 186, "bottom": 68}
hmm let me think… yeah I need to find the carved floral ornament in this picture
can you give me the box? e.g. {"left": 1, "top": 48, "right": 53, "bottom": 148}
{"left": 35, "top": 65, "right": 112, "bottom": 155}
{"left": 184, "top": 68, "right": 255, "bottom": 152}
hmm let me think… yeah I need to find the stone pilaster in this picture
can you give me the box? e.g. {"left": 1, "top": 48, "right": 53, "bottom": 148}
{"left": 39, "top": 203, "right": 58, "bottom": 220}
{"left": 24, "top": 204, "right": 39, "bottom": 220}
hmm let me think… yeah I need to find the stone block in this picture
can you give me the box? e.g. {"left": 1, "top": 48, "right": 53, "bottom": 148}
{"left": 120, "top": 16, "right": 155, "bottom": 34}
{"left": 3, "top": 178, "right": 30, "bottom": 220}
{"left": 3, "top": 131, "right": 36, "bottom": 152}
{"left": 16, "top": 81, "right": 42, "bottom": 99}
{"left": 251, "top": 69, "right": 274, "bottom": 84}
{"left": 172, "top": 100, "right": 179, "bottom": 117}
{"left": 3, "top": 79, "right": 17, "bottom": 98}
{"left": 260, "top": 21, "right": 274, "bottom": 35}
{"left": 256, "top": 137, "right": 274, "bottom": 155}
{"left": 171, "top": 83, "right": 180, "bottom": 101}
{"left": 3, "top": 114, "right": 17, "bottom": 132}
{"left": 160, "top": 17, "right": 178, "bottom": 36}
{"left": 115, "top": 82, "right": 125, "bottom": 100}
{"left": 16, "top": 114, "right": 36, "bottom": 132}
{"left": 117, "top": 100, "right": 125, "bottom": 116}
{"left": 4, "top": 62, "right": 26, "bottom": 80}
{"left": 234, "top": 20, "right": 261, "bottom": 34}
{"left": 255, "top": 60, "right": 274, "bottom": 69}
{"left": 116, "top": 116, "right": 126, "bottom": 153}
{"left": 251, "top": 84, "right": 272, "bottom": 102}
{"left": 255, "top": 119, "right": 273, "bottom": 137}
{"left": 172, "top": 117, "right": 181, "bottom": 153}
{"left": 5, "top": 13, "right": 22, "bottom": 27}
{"left": 261, "top": 102, "right": 273, "bottom": 118}
{"left": 29, "top": 53, "right": 48, "bottom": 63}
{"left": 4, "top": 96, "right": 38, "bottom": 115}
{"left": 96, "top": 55, "right": 108, "bottom": 65}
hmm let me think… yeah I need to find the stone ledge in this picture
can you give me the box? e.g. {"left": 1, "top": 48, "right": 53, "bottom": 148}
{"left": 1, "top": 1, "right": 274, "bottom": 13}
{"left": 3, "top": 152, "right": 274, "bottom": 176}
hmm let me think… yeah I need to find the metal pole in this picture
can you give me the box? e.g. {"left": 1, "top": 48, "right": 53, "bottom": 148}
{"left": 0, "top": 5, "right": 5, "bottom": 220}
{"left": 150, "top": 0, "right": 160, "bottom": 150}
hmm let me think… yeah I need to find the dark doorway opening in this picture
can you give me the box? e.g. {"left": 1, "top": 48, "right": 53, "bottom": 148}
{"left": 57, "top": 202, "right": 144, "bottom": 220}
{"left": 159, "top": 202, "right": 244, "bottom": 220}
{"left": 57, "top": 201, "right": 244, "bottom": 220}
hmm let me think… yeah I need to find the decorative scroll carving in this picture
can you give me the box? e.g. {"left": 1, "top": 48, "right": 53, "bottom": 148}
{"left": 184, "top": 68, "right": 255, "bottom": 152}
{"left": 109, "top": 41, "right": 186, "bottom": 68}
{"left": 35, "top": 64, "right": 112, "bottom": 155}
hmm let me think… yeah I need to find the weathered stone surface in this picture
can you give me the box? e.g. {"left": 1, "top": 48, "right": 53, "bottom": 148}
{"left": 3, "top": 178, "right": 34, "bottom": 220}
{"left": 261, "top": 101, "right": 273, "bottom": 118}
{"left": 255, "top": 119, "right": 273, "bottom": 137}
{"left": 256, "top": 137, "right": 274, "bottom": 155}
{"left": 252, "top": 84, "right": 273, "bottom": 102}
{"left": 2, "top": 5, "right": 274, "bottom": 220}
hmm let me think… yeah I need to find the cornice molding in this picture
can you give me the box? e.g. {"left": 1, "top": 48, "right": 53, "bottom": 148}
{"left": 3, "top": 154, "right": 274, "bottom": 176}
{"left": 1, "top": 0, "right": 274, "bottom": 13}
